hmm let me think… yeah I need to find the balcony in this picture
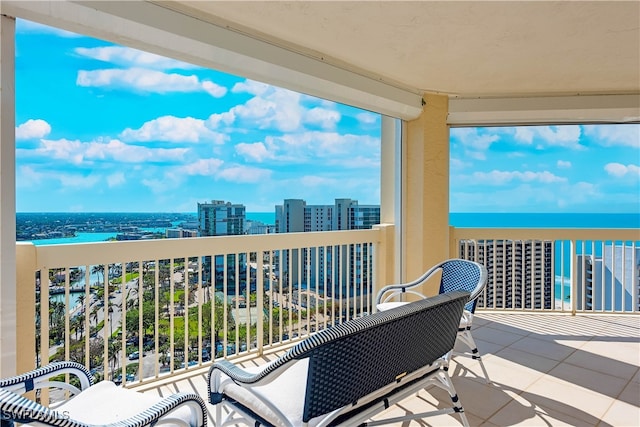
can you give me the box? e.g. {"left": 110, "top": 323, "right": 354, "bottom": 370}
{"left": 13, "top": 226, "right": 639, "bottom": 425}
{"left": 140, "top": 311, "right": 639, "bottom": 426}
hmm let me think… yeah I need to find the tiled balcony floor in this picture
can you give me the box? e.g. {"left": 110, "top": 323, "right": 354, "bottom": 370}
{"left": 140, "top": 312, "right": 640, "bottom": 426}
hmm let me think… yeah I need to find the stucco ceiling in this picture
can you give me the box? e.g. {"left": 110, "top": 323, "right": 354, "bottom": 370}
{"left": 168, "top": 0, "right": 640, "bottom": 99}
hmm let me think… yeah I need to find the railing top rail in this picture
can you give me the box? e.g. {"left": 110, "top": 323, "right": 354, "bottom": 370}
{"left": 25, "top": 228, "right": 381, "bottom": 267}
{"left": 452, "top": 227, "right": 638, "bottom": 241}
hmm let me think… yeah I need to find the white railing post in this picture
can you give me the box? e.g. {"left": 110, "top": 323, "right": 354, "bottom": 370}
{"left": 372, "top": 224, "right": 395, "bottom": 303}
{"left": 16, "top": 242, "right": 36, "bottom": 374}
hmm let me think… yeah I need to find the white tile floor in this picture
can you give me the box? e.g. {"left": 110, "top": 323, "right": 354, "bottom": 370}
{"left": 141, "top": 312, "right": 640, "bottom": 426}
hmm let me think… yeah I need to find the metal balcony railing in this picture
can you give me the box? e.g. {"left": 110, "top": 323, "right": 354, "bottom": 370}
{"left": 452, "top": 228, "right": 639, "bottom": 314}
{"left": 16, "top": 228, "right": 382, "bottom": 394}
{"left": 15, "top": 226, "right": 637, "bottom": 399}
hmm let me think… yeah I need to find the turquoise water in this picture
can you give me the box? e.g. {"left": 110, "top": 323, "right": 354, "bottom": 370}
{"left": 250, "top": 212, "right": 640, "bottom": 228}
{"left": 29, "top": 228, "right": 166, "bottom": 246}
{"left": 50, "top": 291, "right": 83, "bottom": 309}
{"left": 450, "top": 212, "right": 639, "bottom": 229}
{"left": 31, "top": 232, "right": 117, "bottom": 246}
{"left": 246, "top": 212, "right": 275, "bottom": 224}
{"left": 26, "top": 213, "right": 638, "bottom": 246}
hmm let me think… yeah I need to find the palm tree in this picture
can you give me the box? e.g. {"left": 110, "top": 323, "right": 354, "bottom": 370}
{"left": 107, "top": 338, "right": 120, "bottom": 380}
{"left": 89, "top": 305, "right": 99, "bottom": 327}
{"left": 77, "top": 294, "right": 86, "bottom": 312}
{"left": 91, "top": 265, "right": 105, "bottom": 287}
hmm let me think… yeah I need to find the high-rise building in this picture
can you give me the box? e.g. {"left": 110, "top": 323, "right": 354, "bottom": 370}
{"left": 460, "top": 239, "right": 553, "bottom": 309}
{"left": 274, "top": 198, "right": 380, "bottom": 301}
{"left": 197, "top": 200, "right": 245, "bottom": 236}
{"left": 275, "top": 198, "right": 380, "bottom": 233}
{"left": 576, "top": 244, "right": 640, "bottom": 311}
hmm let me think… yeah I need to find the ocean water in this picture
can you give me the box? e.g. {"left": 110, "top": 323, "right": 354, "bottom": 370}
{"left": 450, "top": 212, "right": 639, "bottom": 229}
{"left": 246, "top": 212, "right": 275, "bottom": 224}
{"left": 25, "top": 212, "right": 638, "bottom": 246}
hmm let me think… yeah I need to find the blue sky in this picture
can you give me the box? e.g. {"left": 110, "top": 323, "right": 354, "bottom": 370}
{"left": 15, "top": 20, "right": 640, "bottom": 214}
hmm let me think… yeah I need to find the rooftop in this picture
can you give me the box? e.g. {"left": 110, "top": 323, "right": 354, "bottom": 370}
{"left": 141, "top": 311, "right": 640, "bottom": 426}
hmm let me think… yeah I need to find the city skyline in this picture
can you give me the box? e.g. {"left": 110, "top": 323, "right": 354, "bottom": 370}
{"left": 15, "top": 19, "right": 640, "bottom": 214}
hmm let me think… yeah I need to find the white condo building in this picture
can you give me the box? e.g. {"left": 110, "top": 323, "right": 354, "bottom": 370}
{"left": 275, "top": 199, "right": 380, "bottom": 301}
{"left": 459, "top": 240, "right": 553, "bottom": 309}
{"left": 576, "top": 244, "right": 640, "bottom": 311}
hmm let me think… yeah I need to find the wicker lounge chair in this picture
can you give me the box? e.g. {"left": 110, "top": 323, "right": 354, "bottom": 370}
{"left": 0, "top": 361, "right": 207, "bottom": 426}
{"left": 208, "top": 291, "right": 471, "bottom": 427}
{"left": 376, "top": 258, "right": 489, "bottom": 381}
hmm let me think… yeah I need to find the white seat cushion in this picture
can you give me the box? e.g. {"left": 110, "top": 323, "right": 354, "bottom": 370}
{"left": 218, "top": 358, "right": 311, "bottom": 427}
{"left": 376, "top": 301, "right": 408, "bottom": 311}
{"left": 217, "top": 356, "right": 443, "bottom": 427}
{"left": 52, "top": 381, "right": 193, "bottom": 426}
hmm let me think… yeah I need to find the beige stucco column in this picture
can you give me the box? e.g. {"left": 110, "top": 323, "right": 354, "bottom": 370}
{"left": 402, "top": 93, "right": 449, "bottom": 295}
{"left": 0, "top": 13, "right": 17, "bottom": 377}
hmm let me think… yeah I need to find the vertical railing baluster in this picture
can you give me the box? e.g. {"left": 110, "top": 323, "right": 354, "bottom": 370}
{"left": 84, "top": 266, "right": 91, "bottom": 370}
{"left": 256, "top": 251, "right": 264, "bottom": 353}
{"left": 153, "top": 259, "right": 159, "bottom": 378}
{"left": 137, "top": 260, "right": 143, "bottom": 381}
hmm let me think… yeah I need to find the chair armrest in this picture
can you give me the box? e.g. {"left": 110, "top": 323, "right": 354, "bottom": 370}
{"left": 110, "top": 392, "right": 207, "bottom": 427}
{"left": 375, "top": 261, "right": 447, "bottom": 305}
{"left": 209, "top": 360, "right": 260, "bottom": 384}
{"left": 0, "top": 361, "right": 92, "bottom": 396}
{"left": 376, "top": 286, "right": 427, "bottom": 305}
{"left": 0, "top": 388, "right": 87, "bottom": 427}
{"left": 209, "top": 359, "right": 295, "bottom": 386}
{"left": 208, "top": 357, "right": 300, "bottom": 407}
{"left": 0, "top": 389, "right": 207, "bottom": 427}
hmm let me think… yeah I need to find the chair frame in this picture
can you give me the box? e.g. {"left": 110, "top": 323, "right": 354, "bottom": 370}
{"left": 209, "top": 291, "right": 471, "bottom": 427}
{"left": 376, "top": 258, "right": 489, "bottom": 381}
{"left": 0, "top": 361, "right": 207, "bottom": 427}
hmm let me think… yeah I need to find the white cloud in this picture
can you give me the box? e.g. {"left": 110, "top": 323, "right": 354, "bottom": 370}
{"left": 514, "top": 127, "right": 535, "bottom": 144}
{"left": 120, "top": 116, "right": 228, "bottom": 144}
{"left": 16, "top": 165, "right": 44, "bottom": 187}
{"left": 356, "top": 112, "right": 378, "bottom": 125}
{"left": 604, "top": 163, "right": 640, "bottom": 178}
{"left": 141, "top": 178, "right": 167, "bottom": 193}
{"left": 179, "top": 158, "right": 224, "bottom": 176}
{"left": 16, "top": 119, "right": 51, "bottom": 140}
{"left": 472, "top": 170, "right": 567, "bottom": 185}
{"left": 273, "top": 132, "right": 378, "bottom": 160}
{"left": 304, "top": 107, "right": 341, "bottom": 130}
{"left": 107, "top": 172, "right": 126, "bottom": 188}
{"left": 231, "top": 80, "right": 271, "bottom": 96}
{"left": 536, "top": 125, "right": 582, "bottom": 148}
{"left": 231, "top": 87, "right": 302, "bottom": 132}
{"left": 18, "top": 164, "right": 101, "bottom": 191}
{"left": 557, "top": 160, "right": 572, "bottom": 169}
{"left": 510, "top": 125, "right": 583, "bottom": 149}
{"left": 299, "top": 175, "right": 339, "bottom": 187}
{"left": 217, "top": 165, "right": 272, "bottom": 183}
{"left": 38, "top": 138, "right": 85, "bottom": 165}
{"left": 451, "top": 127, "right": 500, "bottom": 152}
{"left": 37, "top": 138, "right": 189, "bottom": 164}
{"left": 206, "top": 112, "right": 235, "bottom": 129}
{"left": 201, "top": 80, "right": 227, "bottom": 97}
{"left": 236, "top": 142, "right": 273, "bottom": 162}
{"left": 74, "top": 46, "right": 198, "bottom": 70}
{"left": 58, "top": 174, "right": 100, "bottom": 189}
{"left": 77, "top": 68, "right": 227, "bottom": 97}
{"left": 584, "top": 124, "right": 640, "bottom": 148}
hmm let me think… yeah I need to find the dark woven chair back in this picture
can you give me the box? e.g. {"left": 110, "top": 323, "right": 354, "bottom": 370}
{"left": 438, "top": 260, "right": 484, "bottom": 313}
{"left": 299, "top": 291, "right": 469, "bottom": 422}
